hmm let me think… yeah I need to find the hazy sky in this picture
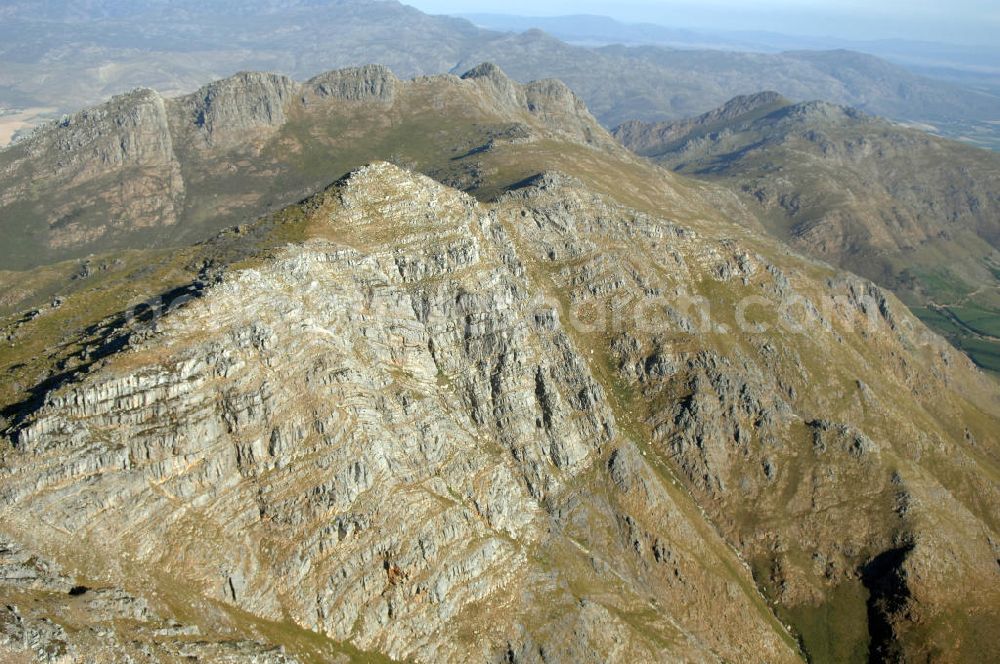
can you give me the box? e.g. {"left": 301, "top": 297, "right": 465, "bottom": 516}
{"left": 407, "top": 0, "right": 1000, "bottom": 45}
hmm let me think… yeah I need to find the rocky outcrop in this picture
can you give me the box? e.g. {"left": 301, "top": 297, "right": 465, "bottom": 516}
{"left": 461, "top": 62, "right": 523, "bottom": 111}
{"left": 0, "top": 535, "right": 300, "bottom": 663}
{"left": 175, "top": 71, "right": 299, "bottom": 147}
{"left": 308, "top": 64, "right": 398, "bottom": 103}
{"left": 460, "top": 62, "right": 611, "bottom": 147}
{"left": 522, "top": 78, "right": 606, "bottom": 146}
{"left": 0, "top": 87, "right": 185, "bottom": 250}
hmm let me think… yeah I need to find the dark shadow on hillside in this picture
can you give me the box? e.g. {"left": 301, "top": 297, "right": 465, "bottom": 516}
{"left": 861, "top": 544, "right": 913, "bottom": 664}
{"left": 1, "top": 281, "right": 206, "bottom": 437}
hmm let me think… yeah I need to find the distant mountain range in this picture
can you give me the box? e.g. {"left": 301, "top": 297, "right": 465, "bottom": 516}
{"left": 615, "top": 92, "right": 1000, "bottom": 371}
{"left": 461, "top": 11, "right": 1000, "bottom": 74}
{"left": 1, "top": 0, "right": 998, "bottom": 149}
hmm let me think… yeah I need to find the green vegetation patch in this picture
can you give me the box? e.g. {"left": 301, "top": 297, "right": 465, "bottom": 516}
{"left": 784, "top": 580, "right": 871, "bottom": 664}
{"left": 956, "top": 337, "right": 1000, "bottom": 373}
{"left": 948, "top": 303, "right": 1000, "bottom": 338}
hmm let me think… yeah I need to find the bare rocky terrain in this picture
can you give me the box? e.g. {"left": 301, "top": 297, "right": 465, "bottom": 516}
{"left": 0, "top": 64, "right": 998, "bottom": 662}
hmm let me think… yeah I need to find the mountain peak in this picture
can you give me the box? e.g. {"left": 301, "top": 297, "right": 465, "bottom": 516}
{"left": 335, "top": 160, "right": 463, "bottom": 202}
{"left": 458, "top": 63, "right": 611, "bottom": 148}
{"left": 716, "top": 91, "right": 791, "bottom": 119}
{"left": 612, "top": 89, "right": 793, "bottom": 157}
{"left": 461, "top": 61, "right": 522, "bottom": 109}
{"left": 179, "top": 71, "right": 299, "bottom": 146}
{"left": 460, "top": 61, "right": 510, "bottom": 84}
{"left": 780, "top": 99, "right": 868, "bottom": 124}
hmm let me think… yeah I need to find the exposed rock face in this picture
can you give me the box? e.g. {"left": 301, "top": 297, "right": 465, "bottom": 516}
{"left": 0, "top": 63, "right": 612, "bottom": 269}
{"left": 461, "top": 62, "right": 524, "bottom": 110}
{"left": 459, "top": 63, "right": 605, "bottom": 146}
{"left": 178, "top": 71, "right": 300, "bottom": 147}
{"left": 1, "top": 164, "right": 799, "bottom": 662}
{"left": 522, "top": 79, "right": 603, "bottom": 145}
{"left": 0, "top": 87, "right": 185, "bottom": 250}
{"left": 2, "top": 162, "right": 999, "bottom": 662}
{"left": 309, "top": 64, "right": 398, "bottom": 103}
{"left": 0, "top": 535, "right": 299, "bottom": 663}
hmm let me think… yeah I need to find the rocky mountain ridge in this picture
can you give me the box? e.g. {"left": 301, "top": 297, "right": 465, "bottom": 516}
{"left": 0, "top": 63, "right": 610, "bottom": 270}
{"left": 2, "top": 0, "right": 999, "bottom": 149}
{"left": 2, "top": 163, "right": 803, "bottom": 662}
{"left": 613, "top": 90, "right": 793, "bottom": 155}
{"left": 2, "top": 156, "right": 999, "bottom": 661}
{"left": 1, "top": 58, "right": 999, "bottom": 662}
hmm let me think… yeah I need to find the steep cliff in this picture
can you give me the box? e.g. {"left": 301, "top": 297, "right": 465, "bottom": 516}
{"left": 0, "top": 88, "right": 186, "bottom": 254}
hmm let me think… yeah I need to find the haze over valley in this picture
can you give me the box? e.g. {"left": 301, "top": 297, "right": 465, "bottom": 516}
{"left": 2, "top": 0, "right": 1000, "bottom": 149}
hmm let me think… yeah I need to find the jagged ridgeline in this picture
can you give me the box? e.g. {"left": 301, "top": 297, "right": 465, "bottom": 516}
{"left": 0, "top": 63, "right": 608, "bottom": 271}
{"left": 4, "top": 0, "right": 1000, "bottom": 149}
{"left": 0, "top": 66, "right": 999, "bottom": 663}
